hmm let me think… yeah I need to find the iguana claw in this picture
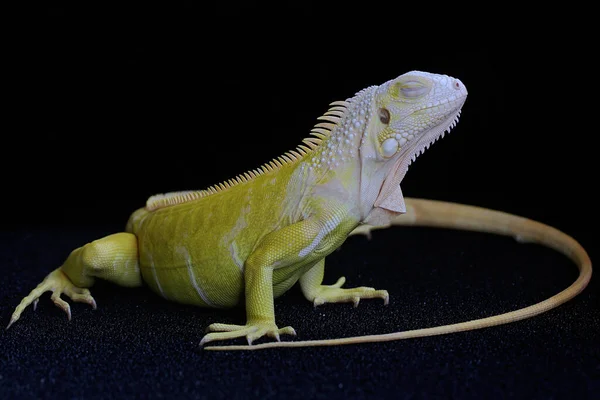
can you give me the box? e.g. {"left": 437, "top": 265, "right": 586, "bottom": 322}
{"left": 200, "top": 322, "right": 296, "bottom": 347}
{"left": 7, "top": 268, "right": 96, "bottom": 330}
{"left": 311, "top": 280, "right": 389, "bottom": 308}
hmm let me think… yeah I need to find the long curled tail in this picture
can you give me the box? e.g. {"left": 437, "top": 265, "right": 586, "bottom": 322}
{"left": 205, "top": 198, "right": 592, "bottom": 351}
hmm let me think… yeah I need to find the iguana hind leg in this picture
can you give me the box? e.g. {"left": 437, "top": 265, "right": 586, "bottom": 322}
{"left": 299, "top": 259, "right": 389, "bottom": 307}
{"left": 7, "top": 232, "right": 142, "bottom": 329}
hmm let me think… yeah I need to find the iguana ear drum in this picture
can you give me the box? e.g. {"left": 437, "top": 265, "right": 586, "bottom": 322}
{"left": 378, "top": 107, "right": 390, "bottom": 124}
{"left": 381, "top": 138, "right": 399, "bottom": 157}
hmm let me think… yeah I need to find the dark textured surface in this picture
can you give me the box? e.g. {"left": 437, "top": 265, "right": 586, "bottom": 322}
{"left": 1, "top": 225, "right": 598, "bottom": 399}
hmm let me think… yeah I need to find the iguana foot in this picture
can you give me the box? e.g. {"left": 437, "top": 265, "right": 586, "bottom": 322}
{"left": 6, "top": 268, "right": 97, "bottom": 329}
{"left": 312, "top": 276, "right": 389, "bottom": 307}
{"left": 200, "top": 321, "right": 297, "bottom": 346}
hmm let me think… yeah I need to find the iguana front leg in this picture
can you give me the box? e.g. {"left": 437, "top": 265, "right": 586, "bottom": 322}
{"left": 299, "top": 259, "right": 389, "bottom": 307}
{"left": 200, "top": 218, "right": 326, "bottom": 346}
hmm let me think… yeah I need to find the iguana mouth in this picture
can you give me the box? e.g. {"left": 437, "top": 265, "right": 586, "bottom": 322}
{"left": 370, "top": 106, "right": 465, "bottom": 218}
{"left": 405, "top": 108, "right": 463, "bottom": 168}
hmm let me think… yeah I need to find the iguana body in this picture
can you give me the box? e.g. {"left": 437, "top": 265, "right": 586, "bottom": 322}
{"left": 8, "top": 71, "right": 592, "bottom": 350}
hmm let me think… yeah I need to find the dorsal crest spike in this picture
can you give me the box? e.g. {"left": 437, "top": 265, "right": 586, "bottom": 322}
{"left": 329, "top": 100, "right": 350, "bottom": 107}
{"left": 311, "top": 127, "right": 330, "bottom": 134}
{"left": 324, "top": 110, "right": 345, "bottom": 117}
{"left": 310, "top": 132, "right": 327, "bottom": 140}
{"left": 314, "top": 122, "right": 336, "bottom": 130}
{"left": 146, "top": 189, "right": 213, "bottom": 210}
{"left": 296, "top": 145, "right": 309, "bottom": 155}
{"left": 304, "top": 142, "right": 316, "bottom": 149}
{"left": 284, "top": 151, "right": 298, "bottom": 161}
{"left": 304, "top": 137, "right": 322, "bottom": 145}
{"left": 146, "top": 92, "right": 361, "bottom": 211}
{"left": 317, "top": 115, "right": 341, "bottom": 123}
{"left": 301, "top": 139, "right": 318, "bottom": 149}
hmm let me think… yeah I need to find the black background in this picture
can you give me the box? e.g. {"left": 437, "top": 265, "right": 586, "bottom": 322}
{"left": 1, "top": 3, "right": 598, "bottom": 399}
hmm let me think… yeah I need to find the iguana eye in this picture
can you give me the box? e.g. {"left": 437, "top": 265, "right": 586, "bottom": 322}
{"left": 399, "top": 81, "right": 429, "bottom": 98}
{"left": 378, "top": 108, "right": 390, "bottom": 124}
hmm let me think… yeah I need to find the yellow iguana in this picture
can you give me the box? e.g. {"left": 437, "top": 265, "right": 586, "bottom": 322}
{"left": 7, "top": 71, "right": 592, "bottom": 350}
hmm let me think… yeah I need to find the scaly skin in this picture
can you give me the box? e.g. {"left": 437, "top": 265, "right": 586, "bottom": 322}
{"left": 7, "top": 71, "right": 591, "bottom": 350}
{"left": 205, "top": 199, "right": 592, "bottom": 350}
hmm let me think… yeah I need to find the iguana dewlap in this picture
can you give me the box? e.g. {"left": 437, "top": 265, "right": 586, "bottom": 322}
{"left": 7, "top": 71, "right": 591, "bottom": 350}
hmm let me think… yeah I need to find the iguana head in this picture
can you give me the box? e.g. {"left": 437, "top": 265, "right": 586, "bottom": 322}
{"left": 359, "top": 71, "right": 468, "bottom": 225}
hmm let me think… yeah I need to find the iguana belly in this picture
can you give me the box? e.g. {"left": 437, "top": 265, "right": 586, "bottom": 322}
{"left": 133, "top": 204, "right": 252, "bottom": 308}
{"left": 131, "top": 180, "right": 298, "bottom": 308}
